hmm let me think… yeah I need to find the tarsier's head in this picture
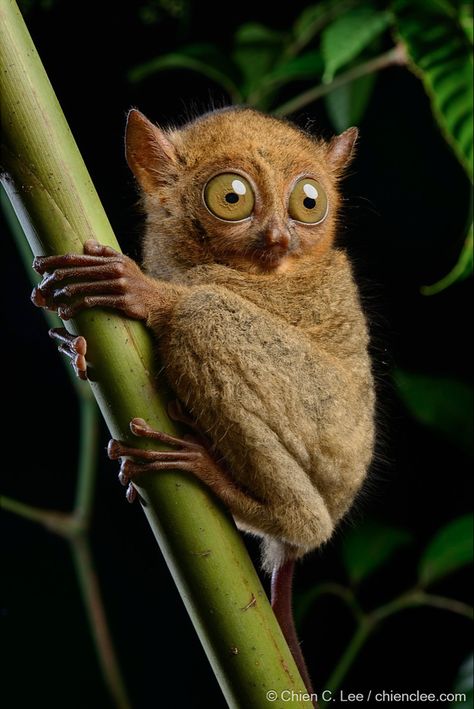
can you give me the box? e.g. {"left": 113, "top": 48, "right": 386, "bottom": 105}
{"left": 126, "top": 107, "right": 357, "bottom": 274}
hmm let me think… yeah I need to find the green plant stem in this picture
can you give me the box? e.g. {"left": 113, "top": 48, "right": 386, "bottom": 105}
{"left": 128, "top": 55, "right": 243, "bottom": 104}
{"left": 322, "top": 621, "right": 372, "bottom": 704}
{"left": 0, "top": 496, "right": 73, "bottom": 535}
{"left": 74, "top": 395, "right": 99, "bottom": 523}
{"left": 72, "top": 534, "right": 132, "bottom": 709}
{"left": 296, "top": 582, "right": 363, "bottom": 628}
{"left": 274, "top": 44, "right": 407, "bottom": 117}
{"left": 0, "top": 186, "right": 93, "bottom": 395}
{"left": 319, "top": 587, "right": 473, "bottom": 705}
{"left": 0, "top": 2, "right": 311, "bottom": 704}
{"left": 2, "top": 184, "right": 98, "bottom": 524}
{"left": 2, "top": 183, "right": 127, "bottom": 705}
{"left": 419, "top": 593, "right": 473, "bottom": 620}
{"left": 371, "top": 590, "right": 474, "bottom": 623}
{"left": 421, "top": 224, "right": 473, "bottom": 295}
{"left": 1, "top": 496, "right": 132, "bottom": 709}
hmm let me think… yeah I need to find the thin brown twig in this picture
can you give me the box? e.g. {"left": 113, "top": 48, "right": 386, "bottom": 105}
{"left": 274, "top": 44, "right": 407, "bottom": 117}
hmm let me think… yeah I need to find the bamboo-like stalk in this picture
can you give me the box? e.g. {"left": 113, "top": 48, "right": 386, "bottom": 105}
{"left": 0, "top": 1, "right": 312, "bottom": 706}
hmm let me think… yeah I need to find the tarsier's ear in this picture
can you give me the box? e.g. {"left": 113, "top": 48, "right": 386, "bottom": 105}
{"left": 125, "top": 109, "right": 177, "bottom": 193}
{"left": 327, "top": 127, "right": 358, "bottom": 173}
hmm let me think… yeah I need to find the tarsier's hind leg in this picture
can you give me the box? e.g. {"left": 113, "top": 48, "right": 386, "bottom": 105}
{"left": 109, "top": 418, "right": 317, "bottom": 702}
{"left": 107, "top": 417, "right": 241, "bottom": 505}
{"left": 107, "top": 417, "right": 284, "bottom": 531}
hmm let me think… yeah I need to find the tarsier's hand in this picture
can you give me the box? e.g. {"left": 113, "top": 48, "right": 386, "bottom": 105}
{"left": 32, "top": 240, "right": 153, "bottom": 321}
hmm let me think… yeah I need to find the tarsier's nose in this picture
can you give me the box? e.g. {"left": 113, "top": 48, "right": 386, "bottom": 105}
{"left": 264, "top": 226, "right": 291, "bottom": 251}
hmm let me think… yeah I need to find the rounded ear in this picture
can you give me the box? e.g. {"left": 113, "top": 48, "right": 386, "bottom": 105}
{"left": 125, "top": 109, "right": 177, "bottom": 193}
{"left": 327, "top": 127, "right": 358, "bottom": 173}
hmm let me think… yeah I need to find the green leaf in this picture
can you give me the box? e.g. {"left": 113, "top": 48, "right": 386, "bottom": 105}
{"left": 128, "top": 44, "right": 242, "bottom": 102}
{"left": 394, "top": 0, "right": 474, "bottom": 181}
{"left": 232, "top": 22, "right": 285, "bottom": 96}
{"left": 264, "top": 50, "right": 324, "bottom": 87}
{"left": 459, "top": 4, "right": 474, "bottom": 44}
{"left": 293, "top": 3, "right": 335, "bottom": 43}
{"left": 325, "top": 72, "right": 376, "bottom": 131}
{"left": 422, "top": 223, "right": 473, "bottom": 294}
{"left": 250, "top": 51, "right": 323, "bottom": 108}
{"left": 419, "top": 515, "right": 473, "bottom": 586}
{"left": 451, "top": 654, "right": 473, "bottom": 709}
{"left": 292, "top": 0, "right": 358, "bottom": 54}
{"left": 341, "top": 519, "right": 412, "bottom": 584}
{"left": 394, "top": 370, "right": 474, "bottom": 454}
{"left": 321, "top": 5, "right": 392, "bottom": 82}
{"left": 395, "top": 0, "right": 473, "bottom": 289}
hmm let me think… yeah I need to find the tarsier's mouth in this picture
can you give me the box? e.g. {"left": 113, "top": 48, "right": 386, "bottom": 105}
{"left": 254, "top": 246, "right": 290, "bottom": 270}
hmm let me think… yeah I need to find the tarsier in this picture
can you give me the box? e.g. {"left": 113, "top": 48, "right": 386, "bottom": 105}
{"left": 32, "top": 107, "right": 375, "bottom": 695}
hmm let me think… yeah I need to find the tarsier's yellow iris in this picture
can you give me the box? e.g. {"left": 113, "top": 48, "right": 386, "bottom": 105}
{"left": 204, "top": 173, "right": 254, "bottom": 221}
{"left": 289, "top": 178, "right": 328, "bottom": 224}
{"left": 204, "top": 173, "right": 328, "bottom": 225}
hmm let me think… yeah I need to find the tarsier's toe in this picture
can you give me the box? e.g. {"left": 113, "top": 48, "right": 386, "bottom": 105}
{"left": 107, "top": 439, "right": 122, "bottom": 460}
{"left": 118, "top": 463, "right": 138, "bottom": 503}
{"left": 126, "top": 484, "right": 137, "bottom": 504}
{"left": 49, "top": 327, "right": 88, "bottom": 380}
{"left": 130, "top": 417, "right": 149, "bottom": 435}
{"left": 118, "top": 469, "right": 129, "bottom": 486}
{"left": 116, "top": 465, "right": 138, "bottom": 504}
{"left": 31, "top": 286, "right": 47, "bottom": 308}
{"left": 83, "top": 240, "right": 119, "bottom": 257}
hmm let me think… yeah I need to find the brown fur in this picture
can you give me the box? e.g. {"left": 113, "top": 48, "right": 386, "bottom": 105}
{"left": 126, "top": 107, "right": 375, "bottom": 572}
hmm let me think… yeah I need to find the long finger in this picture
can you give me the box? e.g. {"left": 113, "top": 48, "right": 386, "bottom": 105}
{"left": 53, "top": 279, "right": 126, "bottom": 300}
{"left": 108, "top": 439, "right": 196, "bottom": 461}
{"left": 38, "top": 262, "right": 125, "bottom": 294}
{"left": 121, "top": 458, "right": 194, "bottom": 479}
{"left": 57, "top": 344, "right": 88, "bottom": 380}
{"left": 130, "top": 418, "right": 200, "bottom": 449}
{"left": 49, "top": 327, "right": 87, "bottom": 355}
{"left": 33, "top": 253, "right": 122, "bottom": 275}
{"left": 57, "top": 294, "right": 127, "bottom": 320}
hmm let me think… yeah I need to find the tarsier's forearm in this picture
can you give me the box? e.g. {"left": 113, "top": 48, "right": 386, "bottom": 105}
{"left": 33, "top": 241, "right": 369, "bottom": 557}
{"left": 32, "top": 240, "right": 185, "bottom": 325}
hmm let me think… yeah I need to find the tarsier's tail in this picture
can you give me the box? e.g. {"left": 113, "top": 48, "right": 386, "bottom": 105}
{"left": 271, "top": 559, "right": 319, "bottom": 708}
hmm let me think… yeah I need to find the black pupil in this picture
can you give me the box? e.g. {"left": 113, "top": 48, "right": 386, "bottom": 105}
{"left": 225, "top": 192, "right": 239, "bottom": 204}
{"left": 303, "top": 196, "right": 316, "bottom": 209}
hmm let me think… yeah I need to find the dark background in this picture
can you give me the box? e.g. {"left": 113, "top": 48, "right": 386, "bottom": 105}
{"left": 2, "top": 2, "right": 472, "bottom": 708}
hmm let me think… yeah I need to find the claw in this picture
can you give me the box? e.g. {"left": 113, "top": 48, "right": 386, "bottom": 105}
{"left": 49, "top": 327, "right": 88, "bottom": 379}
{"left": 126, "top": 484, "right": 137, "bottom": 503}
{"left": 107, "top": 439, "right": 122, "bottom": 460}
{"left": 118, "top": 469, "right": 129, "bottom": 486}
{"left": 129, "top": 417, "right": 148, "bottom": 435}
{"left": 31, "top": 286, "right": 47, "bottom": 308}
{"left": 84, "top": 240, "right": 119, "bottom": 257}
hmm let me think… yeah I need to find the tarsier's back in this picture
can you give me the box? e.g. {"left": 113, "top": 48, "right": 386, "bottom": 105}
{"left": 127, "top": 107, "right": 376, "bottom": 572}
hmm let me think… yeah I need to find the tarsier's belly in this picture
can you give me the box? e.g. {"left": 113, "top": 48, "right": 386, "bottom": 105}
{"left": 159, "top": 283, "right": 375, "bottom": 558}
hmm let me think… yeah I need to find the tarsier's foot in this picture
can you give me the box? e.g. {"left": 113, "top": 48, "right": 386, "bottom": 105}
{"left": 108, "top": 417, "right": 222, "bottom": 504}
{"left": 31, "top": 240, "right": 151, "bottom": 320}
{"left": 49, "top": 327, "right": 88, "bottom": 380}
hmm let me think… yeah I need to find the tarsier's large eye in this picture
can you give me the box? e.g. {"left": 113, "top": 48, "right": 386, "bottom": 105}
{"left": 288, "top": 178, "right": 328, "bottom": 224}
{"left": 204, "top": 173, "right": 254, "bottom": 221}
